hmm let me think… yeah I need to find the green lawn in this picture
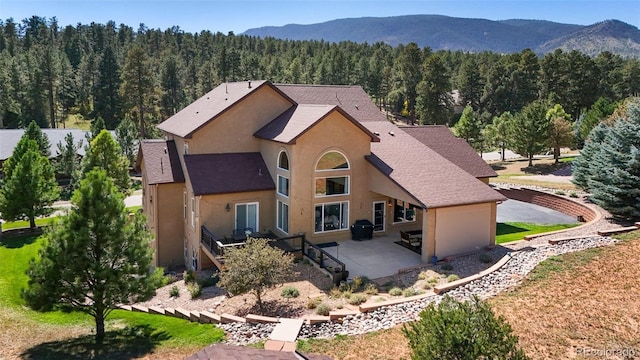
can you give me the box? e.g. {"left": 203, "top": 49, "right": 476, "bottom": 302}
{"left": 1, "top": 217, "right": 56, "bottom": 230}
{"left": 0, "top": 234, "right": 224, "bottom": 358}
{"left": 496, "top": 222, "right": 579, "bottom": 244}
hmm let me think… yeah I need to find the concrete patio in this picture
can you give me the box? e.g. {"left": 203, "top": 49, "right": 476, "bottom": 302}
{"left": 321, "top": 234, "right": 424, "bottom": 280}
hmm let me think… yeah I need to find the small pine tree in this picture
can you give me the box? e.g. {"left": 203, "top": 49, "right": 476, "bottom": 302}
{"left": 77, "top": 129, "right": 131, "bottom": 195}
{"left": 218, "top": 237, "right": 294, "bottom": 310}
{"left": 23, "top": 120, "right": 51, "bottom": 157}
{"left": 54, "top": 132, "right": 81, "bottom": 178}
{"left": 508, "top": 100, "right": 552, "bottom": 167}
{"left": 403, "top": 296, "right": 529, "bottom": 360}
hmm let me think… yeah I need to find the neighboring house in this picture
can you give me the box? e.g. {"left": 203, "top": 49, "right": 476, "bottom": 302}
{"left": 138, "top": 80, "right": 505, "bottom": 271}
{"left": 0, "top": 129, "right": 90, "bottom": 169}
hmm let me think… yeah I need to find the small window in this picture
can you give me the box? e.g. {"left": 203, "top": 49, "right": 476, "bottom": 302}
{"left": 190, "top": 196, "right": 195, "bottom": 227}
{"left": 277, "top": 200, "right": 289, "bottom": 233}
{"left": 277, "top": 175, "right": 289, "bottom": 197}
{"left": 393, "top": 199, "right": 416, "bottom": 223}
{"left": 278, "top": 150, "right": 289, "bottom": 170}
{"left": 315, "top": 176, "right": 349, "bottom": 197}
{"left": 183, "top": 190, "right": 187, "bottom": 220}
{"left": 316, "top": 151, "right": 349, "bottom": 170}
{"left": 184, "top": 142, "right": 189, "bottom": 155}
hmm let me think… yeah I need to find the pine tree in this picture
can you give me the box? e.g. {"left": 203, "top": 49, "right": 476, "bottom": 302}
{"left": 93, "top": 46, "right": 122, "bottom": 129}
{"left": 54, "top": 132, "right": 81, "bottom": 178}
{"left": 0, "top": 139, "right": 59, "bottom": 229}
{"left": 78, "top": 129, "right": 131, "bottom": 195}
{"left": 508, "top": 100, "right": 552, "bottom": 167}
{"left": 23, "top": 120, "right": 51, "bottom": 157}
{"left": 572, "top": 123, "right": 610, "bottom": 190}
{"left": 23, "top": 169, "right": 161, "bottom": 342}
{"left": 416, "top": 54, "right": 452, "bottom": 125}
{"left": 545, "top": 104, "right": 573, "bottom": 163}
{"left": 120, "top": 45, "right": 154, "bottom": 138}
{"left": 115, "top": 116, "right": 138, "bottom": 167}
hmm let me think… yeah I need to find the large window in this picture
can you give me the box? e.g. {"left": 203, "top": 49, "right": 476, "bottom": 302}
{"left": 235, "top": 202, "right": 259, "bottom": 231}
{"left": 277, "top": 175, "right": 289, "bottom": 197}
{"left": 277, "top": 200, "right": 289, "bottom": 233}
{"left": 278, "top": 150, "right": 289, "bottom": 170}
{"left": 315, "top": 202, "right": 349, "bottom": 233}
{"left": 394, "top": 199, "right": 416, "bottom": 223}
{"left": 316, "top": 151, "right": 349, "bottom": 170}
{"left": 315, "top": 176, "right": 349, "bottom": 197}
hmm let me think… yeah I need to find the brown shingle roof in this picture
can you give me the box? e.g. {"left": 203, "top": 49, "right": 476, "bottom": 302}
{"left": 365, "top": 122, "right": 505, "bottom": 208}
{"left": 400, "top": 125, "right": 497, "bottom": 178}
{"left": 184, "top": 152, "right": 275, "bottom": 196}
{"left": 157, "top": 80, "right": 293, "bottom": 138}
{"left": 254, "top": 104, "right": 379, "bottom": 144}
{"left": 275, "top": 84, "right": 386, "bottom": 123}
{"left": 139, "top": 140, "right": 185, "bottom": 185}
{"left": 187, "top": 343, "right": 333, "bottom": 360}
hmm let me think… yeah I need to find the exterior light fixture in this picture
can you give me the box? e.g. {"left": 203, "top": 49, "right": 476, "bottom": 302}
{"left": 225, "top": 203, "right": 231, "bottom": 212}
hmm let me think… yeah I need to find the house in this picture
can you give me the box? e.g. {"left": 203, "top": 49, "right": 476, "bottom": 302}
{"left": 0, "top": 128, "right": 90, "bottom": 169}
{"left": 138, "top": 80, "right": 505, "bottom": 272}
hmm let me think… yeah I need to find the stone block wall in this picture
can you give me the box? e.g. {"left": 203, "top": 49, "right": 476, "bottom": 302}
{"left": 497, "top": 188, "right": 597, "bottom": 222}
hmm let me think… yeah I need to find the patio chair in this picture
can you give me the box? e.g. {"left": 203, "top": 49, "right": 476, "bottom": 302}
{"left": 400, "top": 231, "right": 421, "bottom": 247}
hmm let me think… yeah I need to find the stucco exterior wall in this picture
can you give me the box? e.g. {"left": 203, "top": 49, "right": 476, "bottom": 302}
{"left": 154, "top": 182, "right": 186, "bottom": 269}
{"left": 288, "top": 111, "right": 375, "bottom": 243}
{"left": 433, "top": 202, "right": 496, "bottom": 259}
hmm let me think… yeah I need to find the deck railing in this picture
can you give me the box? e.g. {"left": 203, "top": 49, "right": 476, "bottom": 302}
{"left": 302, "top": 238, "right": 347, "bottom": 284}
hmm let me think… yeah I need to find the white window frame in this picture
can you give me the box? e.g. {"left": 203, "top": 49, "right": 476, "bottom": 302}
{"left": 183, "top": 190, "right": 187, "bottom": 220}
{"left": 277, "top": 175, "right": 289, "bottom": 197}
{"left": 184, "top": 142, "right": 189, "bottom": 155}
{"left": 277, "top": 200, "right": 289, "bottom": 233}
{"left": 315, "top": 175, "right": 350, "bottom": 197}
{"left": 315, "top": 150, "right": 350, "bottom": 171}
{"left": 314, "top": 201, "right": 349, "bottom": 233}
{"left": 190, "top": 196, "right": 196, "bottom": 227}
{"left": 392, "top": 199, "right": 416, "bottom": 224}
{"left": 373, "top": 201, "right": 386, "bottom": 232}
{"left": 235, "top": 202, "right": 260, "bottom": 231}
{"left": 277, "top": 150, "right": 290, "bottom": 171}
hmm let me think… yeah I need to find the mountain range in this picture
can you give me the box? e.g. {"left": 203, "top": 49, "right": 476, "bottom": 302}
{"left": 242, "top": 15, "right": 640, "bottom": 57}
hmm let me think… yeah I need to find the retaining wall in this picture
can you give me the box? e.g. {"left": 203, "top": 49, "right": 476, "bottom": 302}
{"left": 497, "top": 188, "right": 597, "bottom": 222}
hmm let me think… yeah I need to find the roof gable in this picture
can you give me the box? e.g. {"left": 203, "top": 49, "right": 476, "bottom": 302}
{"left": 401, "top": 126, "right": 497, "bottom": 178}
{"left": 254, "top": 104, "right": 379, "bottom": 144}
{"left": 157, "top": 81, "right": 295, "bottom": 138}
{"left": 364, "top": 122, "right": 505, "bottom": 208}
{"left": 276, "top": 84, "right": 387, "bottom": 124}
{"left": 184, "top": 153, "right": 275, "bottom": 196}
{"left": 139, "top": 140, "right": 185, "bottom": 185}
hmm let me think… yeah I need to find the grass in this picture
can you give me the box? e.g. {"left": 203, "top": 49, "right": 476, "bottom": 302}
{"left": 1, "top": 217, "right": 56, "bottom": 230}
{"left": 63, "top": 114, "right": 92, "bottom": 130}
{"left": 495, "top": 222, "right": 579, "bottom": 243}
{"left": 297, "top": 232, "right": 640, "bottom": 360}
{"left": 0, "top": 234, "right": 224, "bottom": 359}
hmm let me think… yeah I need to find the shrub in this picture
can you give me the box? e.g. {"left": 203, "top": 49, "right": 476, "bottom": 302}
{"left": 440, "top": 263, "right": 453, "bottom": 271}
{"left": 169, "top": 285, "right": 180, "bottom": 297}
{"left": 336, "top": 304, "right": 344, "bottom": 309}
{"left": 364, "top": 283, "right": 379, "bottom": 295}
{"left": 403, "top": 287, "right": 421, "bottom": 297}
{"left": 338, "top": 281, "right": 351, "bottom": 292}
{"left": 329, "top": 286, "right": 342, "bottom": 299}
{"left": 307, "top": 298, "right": 321, "bottom": 309}
{"left": 164, "top": 272, "right": 179, "bottom": 285}
{"left": 417, "top": 271, "right": 429, "bottom": 280}
{"left": 479, "top": 253, "right": 493, "bottom": 264}
{"left": 447, "top": 274, "right": 460, "bottom": 282}
{"left": 403, "top": 296, "right": 529, "bottom": 360}
{"left": 341, "top": 290, "right": 353, "bottom": 299}
{"left": 316, "top": 303, "right": 331, "bottom": 316}
{"left": 183, "top": 269, "right": 196, "bottom": 284}
{"left": 350, "top": 276, "right": 367, "bottom": 292}
{"left": 555, "top": 190, "right": 566, "bottom": 196}
{"left": 569, "top": 191, "right": 578, "bottom": 198}
{"left": 281, "top": 286, "right": 300, "bottom": 299}
{"left": 389, "top": 287, "right": 403, "bottom": 296}
{"left": 197, "top": 273, "right": 219, "bottom": 288}
{"left": 188, "top": 283, "right": 202, "bottom": 299}
{"left": 348, "top": 293, "right": 367, "bottom": 305}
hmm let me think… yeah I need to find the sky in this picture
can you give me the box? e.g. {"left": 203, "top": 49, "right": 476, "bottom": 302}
{"left": 1, "top": 0, "right": 638, "bottom": 34}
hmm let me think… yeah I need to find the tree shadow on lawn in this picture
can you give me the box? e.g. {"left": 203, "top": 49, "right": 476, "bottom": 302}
{"left": 21, "top": 325, "right": 170, "bottom": 360}
{"left": 0, "top": 234, "right": 39, "bottom": 249}
{"left": 521, "top": 162, "right": 569, "bottom": 175}
{"left": 496, "top": 223, "right": 528, "bottom": 236}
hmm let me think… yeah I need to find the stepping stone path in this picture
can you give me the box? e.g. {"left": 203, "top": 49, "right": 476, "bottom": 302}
{"left": 264, "top": 318, "right": 304, "bottom": 352}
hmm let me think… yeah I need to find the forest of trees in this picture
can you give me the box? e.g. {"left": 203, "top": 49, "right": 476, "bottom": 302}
{"left": 1, "top": 16, "right": 639, "bottom": 139}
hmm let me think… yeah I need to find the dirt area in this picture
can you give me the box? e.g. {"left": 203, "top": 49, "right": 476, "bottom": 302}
{"left": 489, "top": 155, "right": 579, "bottom": 189}
{"left": 300, "top": 235, "right": 640, "bottom": 360}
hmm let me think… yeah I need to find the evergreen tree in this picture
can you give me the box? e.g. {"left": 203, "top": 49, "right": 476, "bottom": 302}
{"left": 23, "top": 169, "right": 161, "bottom": 342}
{"left": 55, "top": 132, "right": 81, "bottom": 178}
{"left": 115, "top": 116, "right": 139, "bottom": 167}
{"left": 453, "top": 105, "right": 483, "bottom": 151}
{"left": 580, "top": 99, "right": 640, "bottom": 218}
{"left": 24, "top": 120, "right": 51, "bottom": 157}
{"left": 0, "top": 139, "right": 59, "bottom": 229}
{"left": 508, "top": 100, "right": 552, "bottom": 167}
{"left": 403, "top": 296, "right": 529, "bottom": 360}
{"left": 572, "top": 123, "right": 610, "bottom": 190}
{"left": 485, "top": 112, "right": 513, "bottom": 161}
{"left": 159, "top": 54, "right": 185, "bottom": 119}
{"left": 394, "top": 43, "right": 423, "bottom": 122}
{"left": 79, "top": 129, "right": 131, "bottom": 195}
{"left": 120, "top": 45, "right": 154, "bottom": 138}
{"left": 415, "top": 54, "right": 452, "bottom": 125}
{"left": 93, "top": 46, "right": 122, "bottom": 129}
{"left": 578, "top": 97, "right": 617, "bottom": 145}
{"left": 457, "top": 56, "right": 483, "bottom": 111}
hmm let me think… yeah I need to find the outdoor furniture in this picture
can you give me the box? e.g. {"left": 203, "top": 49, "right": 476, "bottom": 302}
{"left": 400, "top": 230, "right": 421, "bottom": 247}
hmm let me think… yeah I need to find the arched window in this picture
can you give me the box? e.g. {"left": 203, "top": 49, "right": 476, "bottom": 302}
{"left": 278, "top": 150, "right": 289, "bottom": 171}
{"left": 316, "top": 151, "right": 349, "bottom": 171}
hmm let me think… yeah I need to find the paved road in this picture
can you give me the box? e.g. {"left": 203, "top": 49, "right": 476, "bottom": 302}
{"left": 497, "top": 199, "right": 578, "bottom": 224}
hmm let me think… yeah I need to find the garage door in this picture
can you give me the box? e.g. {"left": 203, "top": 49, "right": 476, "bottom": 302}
{"left": 435, "top": 202, "right": 493, "bottom": 258}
